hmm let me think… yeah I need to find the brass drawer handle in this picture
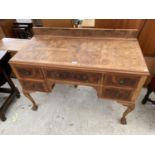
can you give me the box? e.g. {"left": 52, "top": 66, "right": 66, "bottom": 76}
{"left": 119, "top": 79, "right": 125, "bottom": 85}
{"left": 115, "top": 92, "right": 120, "bottom": 97}
{"left": 22, "top": 70, "right": 31, "bottom": 76}
{"left": 81, "top": 75, "right": 88, "bottom": 80}
{"left": 54, "top": 72, "right": 60, "bottom": 78}
{"left": 32, "top": 84, "right": 37, "bottom": 89}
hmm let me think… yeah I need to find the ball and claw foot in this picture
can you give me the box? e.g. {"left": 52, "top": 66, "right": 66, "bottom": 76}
{"left": 32, "top": 105, "right": 38, "bottom": 111}
{"left": 23, "top": 90, "right": 38, "bottom": 111}
{"left": 120, "top": 117, "right": 127, "bottom": 125}
{"left": 120, "top": 104, "right": 135, "bottom": 125}
{"left": 0, "top": 114, "right": 7, "bottom": 122}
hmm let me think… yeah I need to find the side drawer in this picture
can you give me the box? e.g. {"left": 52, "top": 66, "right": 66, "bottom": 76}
{"left": 20, "top": 80, "right": 49, "bottom": 92}
{"left": 13, "top": 65, "right": 44, "bottom": 80}
{"left": 105, "top": 73, "right": 140, "bottom": 88}
{"left": 102, "top": 87, "right": 133, "bottom": 101}
{"left": 45, "top": 68, "right": 102, "bottom": 84}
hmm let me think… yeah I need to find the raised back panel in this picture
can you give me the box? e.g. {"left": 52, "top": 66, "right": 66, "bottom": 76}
{"left": 33, "top": 27, "right": 138, "bottom": 38}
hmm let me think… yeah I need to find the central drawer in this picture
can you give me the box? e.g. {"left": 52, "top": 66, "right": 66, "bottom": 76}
{"left": 45, "top": 68, "right": 102, "bottom": 84}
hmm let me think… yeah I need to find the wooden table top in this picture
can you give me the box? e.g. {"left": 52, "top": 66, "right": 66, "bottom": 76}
{"left": 1, "top": 28, "right": 149, "bottom": 74}
{"left": 9, "top": 36, "right": 148, "bottom": 74}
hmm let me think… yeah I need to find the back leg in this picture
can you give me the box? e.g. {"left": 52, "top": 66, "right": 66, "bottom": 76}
{"left": 142, "top": 84, "right": 153, "bottom": 104}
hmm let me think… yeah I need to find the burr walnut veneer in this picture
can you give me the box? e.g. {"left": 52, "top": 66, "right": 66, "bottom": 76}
{"left": 1, "top": 27, "right": 149, "bottom": 124}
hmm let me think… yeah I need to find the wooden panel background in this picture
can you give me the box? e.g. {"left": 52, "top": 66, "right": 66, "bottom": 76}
{"left": 33, "top": 19, "right": 73, "bottom": 27}
{"left": 0, "top": 19, "right": 15, "bottom": 38}
{"left": 138, "top": 19, "right": 155, "bottom": 57}
{"left": 95, "top": 19, "right": 145, "bottom": 30}
{"left": 0, "top": 26, "right": 5, "bottom": 39}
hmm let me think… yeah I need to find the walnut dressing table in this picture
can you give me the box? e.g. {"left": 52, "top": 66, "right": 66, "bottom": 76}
{"left": 7, "top": 27, "right": 149, "bottom": 124}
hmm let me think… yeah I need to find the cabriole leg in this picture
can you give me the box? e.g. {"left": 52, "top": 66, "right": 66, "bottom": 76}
{"left": 23, "top": 90, "right": 38, "bottom": 111}
{"left": 120, "top": 104, "right": 135, "bottom": 125}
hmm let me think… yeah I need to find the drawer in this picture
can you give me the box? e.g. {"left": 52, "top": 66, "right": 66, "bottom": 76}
{"left": 14, "top": 66, "right": 44, "bottom": 80}
{"left": 105, "top": 73, "right": 140, "bottom": 88}
{"left": 102, "top": 87, "right": 132, "bottom": 101}
{"left": 45, "top": 69, "right": 101, "bottom": 84}
{"left": 20, "top": 80, "right": 49, "bottom": 92}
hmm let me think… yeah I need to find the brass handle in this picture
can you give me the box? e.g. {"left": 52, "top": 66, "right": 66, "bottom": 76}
{"left": 22, "top": 70, "right": 31, "bottom": 76}
{"left": 32, "top": 84, "right": 37, "bottom": 89}
{"left": 82, "top": 75, "right": 88, "bottom": 80}
{"left": 119, "top": 79, "right": 125, "bottom": 85}
{"left": 115, "top": 92, "right": 120, "bottom": 97}
{"left": 54, "top": 72, "right": 60, "bottom": 78}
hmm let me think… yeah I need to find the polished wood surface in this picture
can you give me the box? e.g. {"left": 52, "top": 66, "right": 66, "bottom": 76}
{"left": 10, "top": 28, "right": 148, "bottom": 75}
{"left": 5, "top": 28, "right": 149, "bottom": 124}
{"left": 33, "top": 27, "right": 138, "bottom": 38}
{"left": 1, "top": 19, "right": 155, "bottom": 57}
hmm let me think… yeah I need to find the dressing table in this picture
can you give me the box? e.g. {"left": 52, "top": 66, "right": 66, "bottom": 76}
{"left": 4, "top": 27, "right": 149, "bottom": 124}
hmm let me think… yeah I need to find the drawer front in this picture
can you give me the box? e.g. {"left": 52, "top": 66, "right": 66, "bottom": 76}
{"left": 20, "top": 80, "right": 49, "bottom": 92}
{"left": 102, "top": 87, "right": 132, "bottom": 101}
{"left": 105, "top": 73, "right": 140, "bottom": 88}
{"left": 14, "top": 66, "right": 44, "bottom": 80}
{"left": 45, "top": 69, "right": 101, "bottom": 84}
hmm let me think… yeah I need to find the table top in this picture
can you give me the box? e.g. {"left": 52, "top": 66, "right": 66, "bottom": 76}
{"left": 1, "top": 28, "right": 149, "bottom": 74}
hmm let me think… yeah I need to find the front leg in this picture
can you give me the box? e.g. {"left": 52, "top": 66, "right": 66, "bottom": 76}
{"left": 74, "top": 85, "right": 78, "bottom": 88}
{"left": 120, "top": 104, "right": 135, "bottom": 125}
{"left": 23, "top": 90, "right": 38, "bottom": 111}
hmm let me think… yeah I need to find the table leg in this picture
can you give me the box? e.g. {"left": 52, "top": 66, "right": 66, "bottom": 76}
{"left": 120, "top": 104, "right": 135, "bottom": 125}
{"left": 52, "top": 83, "right": 55, "bottom": 89}
{"left": 0, "top": 113, "right": 6, "bottom": 121}
{"left": 23, "top": 90, "right": 38, "bottom": 111}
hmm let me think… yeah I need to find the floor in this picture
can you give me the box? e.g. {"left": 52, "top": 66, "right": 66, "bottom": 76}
{"left": 0, "top": 79, "right": 155, "bottom": 135}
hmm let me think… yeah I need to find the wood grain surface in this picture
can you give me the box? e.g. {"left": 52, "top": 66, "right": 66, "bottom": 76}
{"left": 10, "top": 33, "right": 148, "bottom": 74}
{"left": 33, "top": 27, "right": 138, "bottom": 38}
